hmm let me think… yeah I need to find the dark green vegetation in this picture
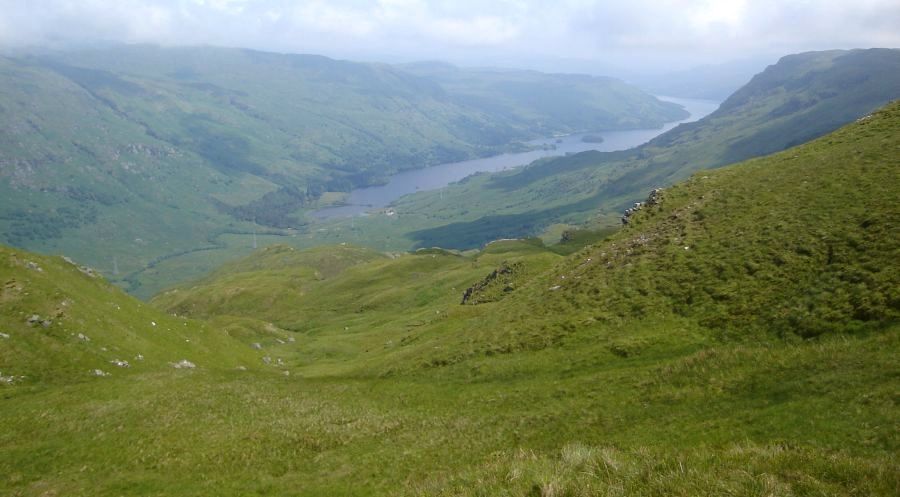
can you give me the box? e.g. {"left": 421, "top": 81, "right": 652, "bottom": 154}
{"left": 0, "top": 44, "right": 683, "bottom": 296}
{"left": 336, "top": 49, "right": 900, "bottom": 251}
{"left": 2, "top": 101, "right": 897, "bottom": 495}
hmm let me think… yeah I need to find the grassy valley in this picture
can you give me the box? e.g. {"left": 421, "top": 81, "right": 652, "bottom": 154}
{"left": 0, "top": 44, "right": 685, "bottom": 296}
{"left": 1, "top": 100, "right": 897, "bottom": 495}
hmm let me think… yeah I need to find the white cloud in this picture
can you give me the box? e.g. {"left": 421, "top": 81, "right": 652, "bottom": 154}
{"left": 0, "top": 0, "right": 897, "bottom": 69}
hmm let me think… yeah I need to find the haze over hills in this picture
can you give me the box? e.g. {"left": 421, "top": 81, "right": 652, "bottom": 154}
{"left": 629, "top": 56, "right": 771, "bottom": 100}
{"left": 372, "top": 48, "right": 900, "bottom": 249}
{"left": 1, "top": 100, "right": 897, "bottom": 495}
{"left": 0, "top": 44, "right": 685, "bottom": 294}
{"left": 401, "top": 61, "right": 683, "bottom": 131}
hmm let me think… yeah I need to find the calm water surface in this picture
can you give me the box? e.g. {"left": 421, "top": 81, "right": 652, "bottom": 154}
{"left": 311, "top": 96, "right": 719, "bottom": 220}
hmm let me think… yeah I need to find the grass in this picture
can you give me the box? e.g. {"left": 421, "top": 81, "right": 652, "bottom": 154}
{"left": 413, "top": 442, "right": 899, "bottom": 496}
{"left": 0, "top": 94, "right": 898, "bottom": 496}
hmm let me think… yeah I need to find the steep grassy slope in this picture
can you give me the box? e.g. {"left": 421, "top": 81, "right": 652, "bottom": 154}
{"left": 393, "top": 100, "right": 900, "bottom": 369}
{"left": 1, "top": 95, "right": 898, "bottom": 497}
{"left": 0, "top": 245, "right": 268, "bottom": 386}
{"left": 348, "top": 49, "right": 900, "bottom": 250}
{"left": 0, "top": 45, "right": 683, "bottom": 294}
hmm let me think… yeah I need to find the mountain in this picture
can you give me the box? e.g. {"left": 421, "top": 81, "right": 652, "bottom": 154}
{"left": 384, "top": 49, "right": 900, "bottom": 249}
{"left": 402, "top": 61, "right": 689, "bottom": 131}
{"left": 0, "top": 44, "right": 683, "bottom": 295}
{"left": 3, "top": 99, "right": 895, "bottom": 495}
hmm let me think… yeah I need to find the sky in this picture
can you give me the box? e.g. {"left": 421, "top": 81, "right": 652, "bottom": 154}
{"left": 1, "top": 0, "right": 898, "bottom": 74}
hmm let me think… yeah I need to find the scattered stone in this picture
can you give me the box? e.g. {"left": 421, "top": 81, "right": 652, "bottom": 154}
{"left": 236, "top": 366, "right": 247, "bottom": 371}
{"left": 62, "top": 256, "right": 98, "bottom": 277}
{"left": 150, "top": 321, "right": 157, "bottom": 327}
{"left": 262, "top": 356, "right": 272, "bottom": 365}
{"left": 0, "top": 332, "right": 9, "bottom": 339}
{"left": 287, "top": 337, "right": 296, "bottom": 343}
{"left": 275, "top": 338, "right": 285, "bottom": 345}
{"left": 134, "top": 354, "right": 144, "bottom": 361}
{"left": 282, "top": 370, "right": 290, "bottom": 376}
{"left": 110, "top": 359, "right": 130, "bottom": 368}
{"left": 25, "top": 261, "right": 43, "bottom": 272}
{"left": 92, "top": 369, "right": 111, "bottom": 377}
{"left": 549, "top": 285, "right": 562, "bottom": 291}
{"left": 172, "top": 359, "right": 196, "bottom": 369}
{"left": 251, "top": 342, "right": 262, "bottom": 350}
{"left": 77, "top": 333, "right": 90, "bottom": 342}
{"left": 26, "top": 314, "right": 53, "bottom": 328}
{"left": 0, "top": 371, "right": 24, "bottom": 384}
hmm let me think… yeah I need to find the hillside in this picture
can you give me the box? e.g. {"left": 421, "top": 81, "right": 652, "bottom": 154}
{"left": 0, "top": 45, "right": 683, "bottom": 295}
{"left": 156, "top": 99, "right": 900, "bottom": 369}
{"left": 0, "top": 245, "right": 272, "bottom": 385}
{"left": 402, "top": 61, "right": 688, "bottom": 132}
{"left": 1, "top": 101, "right": 898, "bottom": 495}
{"left": 333, "top": 49, "right": 900, "bottom": 250}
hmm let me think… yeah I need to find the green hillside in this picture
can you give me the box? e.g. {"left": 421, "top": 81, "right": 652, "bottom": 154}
{"left": 0, "top": 245, "right": 268, "bottom": 385}
{"left": 402, "top": 61, "right": 688, "bottom": 132}
{"left": 158, "top": 99, "right": 900, "bottom": 370}
{"left": 340, "top": 49, "right": 900, "bottom": 250}
{"left": 0, "top": 45, "right": 683, "bottom": 296}
{"left": 1, "top": 70, "right": 898, "bottom": 497}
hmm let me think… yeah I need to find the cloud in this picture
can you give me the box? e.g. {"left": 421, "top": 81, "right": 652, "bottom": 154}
{"left": 0, "top": 0, "right": 897, "bottom": 70}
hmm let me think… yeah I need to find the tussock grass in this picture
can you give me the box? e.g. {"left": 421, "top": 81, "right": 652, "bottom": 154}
{"left": 412, "top": 442, "right": 899, "bottom": 497}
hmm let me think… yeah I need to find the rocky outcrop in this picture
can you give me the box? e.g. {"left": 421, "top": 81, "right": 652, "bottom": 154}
{"left": 461, "top": 261, "right": 524, "bottom": 305}
{"left": 622, "top": 188, "right": 664, "bottom": 225}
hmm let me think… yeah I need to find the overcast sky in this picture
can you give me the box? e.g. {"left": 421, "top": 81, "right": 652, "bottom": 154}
{"left": 1, "top": 0, "right": 898, "bottom": 73}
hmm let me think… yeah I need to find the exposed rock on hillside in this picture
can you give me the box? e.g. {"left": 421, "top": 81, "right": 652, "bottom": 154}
{"left": 461, "top": 261, "right": 525, "bottom": 305}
